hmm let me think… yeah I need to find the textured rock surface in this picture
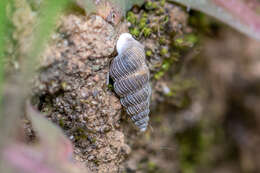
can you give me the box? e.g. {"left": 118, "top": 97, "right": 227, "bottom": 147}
{"left": 32, "top": 1, "right": 196, "bottom": 172}
{"left": 34, "top": 14, "right": 130, "bottom": 172}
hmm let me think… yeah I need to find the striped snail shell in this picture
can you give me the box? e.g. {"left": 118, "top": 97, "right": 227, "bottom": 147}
{"left": 110, "top": 33, "right": 151, "bottom": 132}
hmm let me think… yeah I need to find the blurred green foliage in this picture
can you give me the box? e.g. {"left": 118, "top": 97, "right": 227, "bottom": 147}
{"left": 0, "top": 0, "right": 10, "bottom": 112}
{"left": 24, "top": 0, "right": 71, "bottom": 76}
{"left": 0, "top": 1, "right": 77, "bottom": 154}
{"left": 176, "top": 119, "right": 230, "bottom": 173}
{"left": 176, "top": 125, "right": 204, "bottom": 173}
{"left": 0, "top": 0, "right": 74, "bottom": 116}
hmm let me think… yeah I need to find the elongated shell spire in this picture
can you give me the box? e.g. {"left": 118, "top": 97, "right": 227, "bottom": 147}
{"left": 110, "top": 33, "right": 151, "bottom": 132}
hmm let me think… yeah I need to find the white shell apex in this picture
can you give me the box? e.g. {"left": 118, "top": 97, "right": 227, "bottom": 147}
{"left": 116, "top": 33, "right": 134, "bottom": 54}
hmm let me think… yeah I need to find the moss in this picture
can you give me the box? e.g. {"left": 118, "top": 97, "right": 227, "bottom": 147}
{"left": 155, "top": 67, "right": 167, "bottom": 79}
{"left": 161, "top": 60, "right": 170, "bottom": 70}
{"left": 140, "top": 16, "right": 148, "bottom": 24}
{"left": 151, "top": 25, "right": 158, "bottom": 33}
{"left": 176, "top": 125, "right": 204, "bottom": 173}
{"left": 163, "top": 15, "right": 169, "bottom": 24}
{"left": 160, "top": 0, "right": 166, "bottom": 6}
{"left": 147, "top": 161, "right": 157, "bottom": 172}
{"left": 127, "top": 0, "right": 181, "bottom": 42}
{"left": 144, "top": 1, "right": 153, "bottom": 10}
{"left": 165, "top": 91, "right": 174, "bottom": 97}
{"left": 138, "top": 16, "right": 148, "bottom": 29}
{"left": 185, "top": 34, "right": 198, "bottom": 45}
{"left": 153, "top": 58, "right": 175, "bottom": 80}
{"left": 74, "top": 127, "right": 87, "bottom": 140}
{"left": 189, "top": 11, "right": 220, "bottom": 36}
{"left": 126, "top": 11, "right": 137, "bottom": 24}
{"left": 155, "top": 7, "right": 165, "bottom": 15}
{"left": 90, "top": 137, "right": 97, "bottom": 144}
{"left": 159, "top": 36, "right": 166, "bottom": 45}
{"left": 142, "top": 27, "right": 152, "bottom": 37}
{"left": 175, "top": 119, "right": 229, "bottom": 173}
{"left": 145, "top": 1, "right": 157, "bottom": 10}
{"left": 154, "top": 71, "right": 164, "bottom": 80}
{"left": 174, "top": 34, "right": 198, "bottom": 49}
{"left": 127, "top": 0, "right": 197, "bottom": 111}
{"left": 174, "top": 37, "right": 184, "bottom": 46}
{"left": 171, "top": 79, "right": 196, "bottom": 93}
{"left": 138, "top": 21, "right": 146, "bottom": 29}
{"left": 153, "top": 52, "right": 180, "bottom": 79}
{"left": 130, "top": 27, "right": 140, "bottom": 37}
{"left": 159, "top": 47, "right": 168, "bottom": 56}
{"left": 171, "top": 52, "right": 180, "bottom": 62}
{"left": 153, "top": 115, "right": 162, "bottom": 123}
{"left": 137, "top": 159, "right": 160, "bottom": 173}
{"left": 141, "top": 12, "right": 148, "bottom": 18}
{"left": 61, "top": 81, "right": 67, "bottom": 90}
{"left": 146, "top": 50, "right": 152, "bottom": 57}
{"left": 107, "top": 83, "right": 114, "bottom": 90}
{"left": 59, "top": 119, "right": 65, "bottom": 127}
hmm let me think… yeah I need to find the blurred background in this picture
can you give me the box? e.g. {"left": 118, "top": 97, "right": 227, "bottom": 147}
{"left": 0, "top": 0, "right": 260, "bottom": 173}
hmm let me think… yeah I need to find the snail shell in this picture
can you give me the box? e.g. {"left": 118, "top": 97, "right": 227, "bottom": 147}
{"left": 110, "top": 33, "right": 151, "bottom": 132}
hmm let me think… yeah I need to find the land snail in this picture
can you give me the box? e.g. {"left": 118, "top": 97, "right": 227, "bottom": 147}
{"left": 110, "top": 33, "right": 151, "bottom": 132}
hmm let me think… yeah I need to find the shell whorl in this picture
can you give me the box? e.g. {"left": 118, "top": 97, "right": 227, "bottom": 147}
{"left": 110, "top": 33, "right": 151, "bottom": 132}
